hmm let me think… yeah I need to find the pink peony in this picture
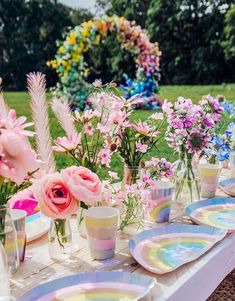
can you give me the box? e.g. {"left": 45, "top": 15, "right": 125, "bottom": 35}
{"left": 0, "top": 130, "right": 39, "bottom": 185}
{"left": 61, "top": 166, "right": 102, "bottom": 206}
{"left": 33, "top": 173, "right": 79, "bottom": 219}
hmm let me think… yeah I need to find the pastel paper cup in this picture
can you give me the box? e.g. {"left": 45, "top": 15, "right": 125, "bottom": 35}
{"left": 148, "top": 181, "right": 173, "bottom": 223}
{"left": 84, "top": 206, "right": 119, "bottom": 260}
{"left": 198, "top": 163, "right": 221, "bottom": 198}
{"left": 230, "top": 151, "right": 235, "bottom": 177}
{"left": 10, "top": 209, "right": 27, "bottom": 262}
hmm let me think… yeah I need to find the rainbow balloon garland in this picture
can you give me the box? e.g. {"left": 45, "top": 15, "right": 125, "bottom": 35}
{"left": 47, "top": 15, "right": 161, "bottom": 110}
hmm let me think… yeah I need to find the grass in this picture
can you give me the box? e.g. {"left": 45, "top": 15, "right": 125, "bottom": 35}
{"left": 4, "top": 84, "right": 235, "bottom": 176}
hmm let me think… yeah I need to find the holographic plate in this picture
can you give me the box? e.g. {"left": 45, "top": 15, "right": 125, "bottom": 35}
{"left": 26, "top": 212, "right": 50, "bottom": 242}
{"left": 17, "top": 271, "right": 156, "bottom": 301}
{"left": 219, "top": 178, "right": 235, "bottom": 197}
{"left": 185, "top": 198, "right": 235, "bottom": 233}
{"left": 129, "top": 224, "right": 226, "bottom": 274}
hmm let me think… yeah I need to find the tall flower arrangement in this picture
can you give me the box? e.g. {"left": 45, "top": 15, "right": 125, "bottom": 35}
{"left": 163, "top": 95, "right": 223, "bottom": 204}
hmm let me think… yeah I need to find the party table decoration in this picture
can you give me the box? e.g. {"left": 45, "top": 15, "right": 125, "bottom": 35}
{"left": 129, "top": 224, "right": 227, "bottom": 274}
{"left": 0, "top": 92, "right": 40, "bottom": 272}
{"left": 185, "top": 197, "right": 235, "bottom": 232}
{"left": 198, "top": 163, "right": 221, "bottom": 198}
{"left": 17, "top": 271, "right": 156, "bottom": 301}
{"left": 47, "top": 15, "right": 161, "bottom": 110}
{"left": 219, "top": 178, "right": 235, "bottom": 196}
{"left": 84, "top": 206, "right": 119, "bottom": 260}
{"left": 33, "top": 166, "right": 102, "bottom": 260}
{"left": 163, "top": 95, "right": 223, "bottom": 205}
{"left": 141, "top": 157, "right": 173, "bottom": 223}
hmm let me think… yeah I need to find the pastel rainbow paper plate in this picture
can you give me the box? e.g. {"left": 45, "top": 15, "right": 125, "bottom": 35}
{"left": 17, "top": 271, "right": 156, "bottom": 301}
{"left": 185, "top": 198, "right": 235, "bottom": 233}
{"left": 129, "top": 224, "right": 226, "bottom": 274}
{"left": 26, "top": 212, "right": 50, "bottom": 242}
{"left": 219, "top": 178, "right": 235, "bottom": 197}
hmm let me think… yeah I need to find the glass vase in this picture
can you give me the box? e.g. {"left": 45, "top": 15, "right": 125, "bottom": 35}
{"left": 174, "top": 152, "right": 200, "bottom": 206}
{"left": 120, "top": 197, "right": 144, "bottom": 235}
{"left": 48, "top": 218, "right": 72, "bottom": 261}
{"left": 0, "top": 241, "right": 10, "bottom": 301}
{"left": 122, "top": 164, "right": 140, "bottom": 187}
{"left": 0, "top": 205, "right": 19, "bottom": 275}
{"left": 77, "top": 207, "right": 87, "bottom": 239}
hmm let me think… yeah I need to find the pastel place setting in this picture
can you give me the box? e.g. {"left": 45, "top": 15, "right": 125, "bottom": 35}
{"left": 185, "top": 197, "right": 235, "bottom": 233}
{"left": 84, "top": 206, "right": 119, "bottom": 260}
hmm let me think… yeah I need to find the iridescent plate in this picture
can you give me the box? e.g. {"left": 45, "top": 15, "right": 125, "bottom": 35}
{"left": 219, "top": 178, "right": 235, "bottom": 197}
{"left": 129, "top": 224, "right": 226, "bottom": 274}
{"left": 185, "top": 198, "right": 235, "bottom": 233}
{"left": 26, "top": 212, "right": 50, "bottom": 242}
{"left": 17, "top": 271, "right": 156, "bottom": 301}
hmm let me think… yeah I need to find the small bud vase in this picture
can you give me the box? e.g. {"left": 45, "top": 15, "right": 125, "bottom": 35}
{"left": 48, "top": 218, "right": 72, "bottom": 261}
{"left": 173, "top": 151, "right": 200, "bottom": 205}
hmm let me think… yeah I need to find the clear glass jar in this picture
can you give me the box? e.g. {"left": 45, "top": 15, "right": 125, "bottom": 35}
{"left": 0, "top": 205, "right": 19, "bottom": 274}
{"left": 48, "top": 218, "right": 72, "bottom": 261}
{"left": 122, "top": 164, "right": 140, "bottom": 186}
{"left": 173, "top": 152, "right": 200, "bottom": 205}
{"left": 0, "top": 241, "right": 10, "bottom": 301}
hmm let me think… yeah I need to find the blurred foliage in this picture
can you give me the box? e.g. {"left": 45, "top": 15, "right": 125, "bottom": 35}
{"left": 0, "top": 0, "right": 92, "bottom": 90}
{"left": 222, "top": 4, "right": 235, "bottom": 63}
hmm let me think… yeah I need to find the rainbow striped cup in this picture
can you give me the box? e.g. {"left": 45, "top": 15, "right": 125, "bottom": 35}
{"left": 84, "top": 206, "right": 119, "bottom": 260}
{"left": 147, "top": 181, "right": 174, "bottom": 223}
{"left": 198, "top": 163, "right": 222, "bottom": 198}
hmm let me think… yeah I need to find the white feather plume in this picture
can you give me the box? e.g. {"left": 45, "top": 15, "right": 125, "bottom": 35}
{"left": 27, "top": 72, "right": 56, "bottom": 173}
{"left": 0, "top": 93, "right": 9, "bottom": 119}
{"left": 51, "top": 97, "right": 76, "bottom": 136}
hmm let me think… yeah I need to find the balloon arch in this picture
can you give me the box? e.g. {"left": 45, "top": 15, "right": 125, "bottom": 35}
{"left": 47, "top": 15, "right": 162, "bottom": 110}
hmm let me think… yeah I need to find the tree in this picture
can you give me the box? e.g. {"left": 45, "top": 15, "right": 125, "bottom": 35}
{"left": 147, "top": 0, "right": 234, "bottom": 84}
{"left": 0, "top": 0, "right": 92, "bottom": 90}
{"left": 222, "top": 4, "right": 235, "bottom": 63}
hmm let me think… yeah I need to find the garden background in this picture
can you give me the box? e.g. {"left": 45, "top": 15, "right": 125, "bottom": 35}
{"left": 1, "top": 0, "right": 235, "bottom": 174}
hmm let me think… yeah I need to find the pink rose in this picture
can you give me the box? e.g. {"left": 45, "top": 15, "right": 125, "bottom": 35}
{"left": 33, "top": 173, "right": 79, "bottom": 219}
{"left": 61, "top": 166, "right": 102, "bottom": 206}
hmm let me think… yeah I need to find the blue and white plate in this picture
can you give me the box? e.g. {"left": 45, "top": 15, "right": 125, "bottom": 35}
{"left": 185, "top": 198, "right": 235, "bottom": 233}
{"left": 219, "top": 178, "right": 235, "bottom": 197}
{"left": 17, "top": 271, "right": 156, "bottom": 301}
{"left": 129, "top": 224, "right": 226, "bottom": 274}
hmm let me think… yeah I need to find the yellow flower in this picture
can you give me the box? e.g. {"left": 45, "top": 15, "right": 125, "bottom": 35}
{"left": 59, "top": 46, "right": 65, "bottom": 54}
{"left": 66, "top": 32, "right": 77, "bottom": 45}
{"left": 84, "top": 68, "right": 89, "bottom": 76}
{"left": 95, "top": 34, "right": 101, "bottom": 45}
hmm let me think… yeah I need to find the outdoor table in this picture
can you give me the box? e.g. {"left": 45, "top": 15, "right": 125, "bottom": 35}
{"left": 11, "top": 171, "right": 235, "bottom": 301}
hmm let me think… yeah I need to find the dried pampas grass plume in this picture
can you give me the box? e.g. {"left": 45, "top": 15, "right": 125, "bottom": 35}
{"left": 27, "top": 72, "right": 55, "bottom": 173}
{"left": 51, "top": 97, "right": 76, "bottom": 137}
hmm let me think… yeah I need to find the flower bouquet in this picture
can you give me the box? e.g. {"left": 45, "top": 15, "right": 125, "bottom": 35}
{"left": 33, "top": 166, "right": 102, "bottom": 260}
{"left": 0, "top": 93, "right": 39, "bottom": 271}
{"left": 163, "top": 95, "right": 223, "bottom": 204}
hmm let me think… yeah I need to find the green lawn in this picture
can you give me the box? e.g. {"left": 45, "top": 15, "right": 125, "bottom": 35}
{"left": 4, "top": 84, "right": 235, "bottom": 176}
